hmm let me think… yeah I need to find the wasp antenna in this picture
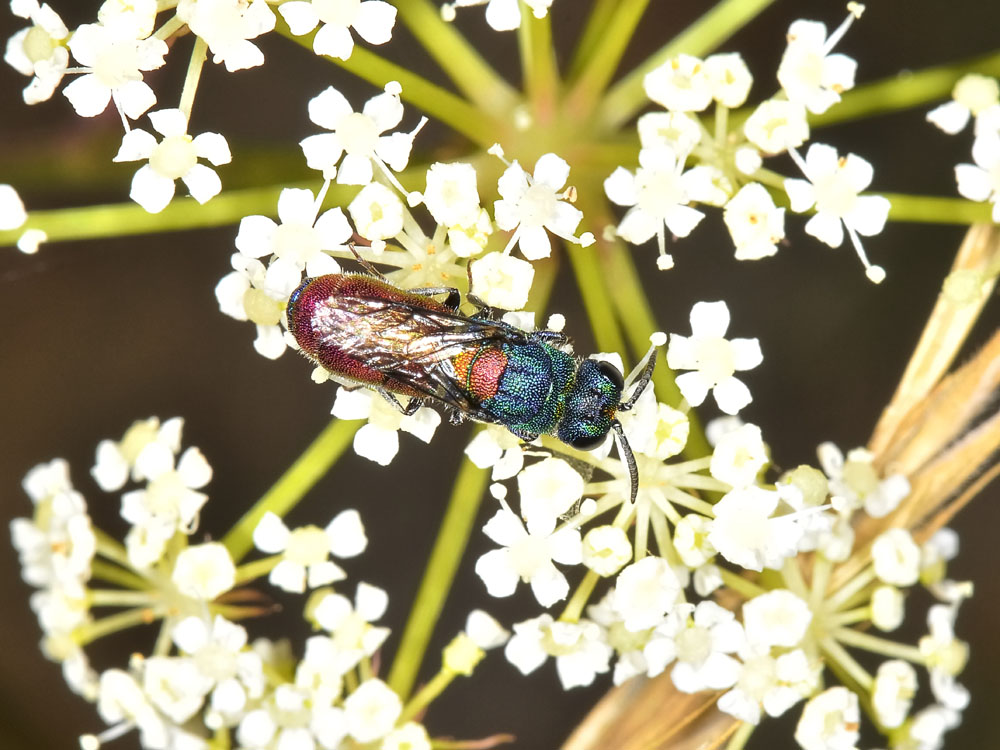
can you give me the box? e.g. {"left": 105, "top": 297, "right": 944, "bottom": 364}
{"left": 611, "top": 419, "right": 639, "bottom": 504}
{"left": 348, "top": 243, "right": 388, "bottom": 279}
{"left": 619, "top": 346, "right": 658, "bottom": 412}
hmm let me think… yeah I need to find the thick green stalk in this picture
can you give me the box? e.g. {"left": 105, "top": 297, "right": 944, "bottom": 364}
{"left": 278, "top": 25, "right": 499, "bottom": 148}
{"left": 566, "top": 242, "right": 629, "bottom": 356}
{"left": 221, "top": 418, "right": 359, "bottom": 563}
{"left": 385, "top": 456, "right": 490, "bottom": 700}
{"left": 518, "top": 10, "right": 559, "bottom": 120}
{"left": 810, "top": 48, "right": 1000, "bottom": 129}
{"left": 394, "top": 0, "right": 519, "bottom": 115}
{"left": 566, "top": 0, "right": 621, "bottom": 80}
{"left": 0, "top": 182, "right": 354, "bottom": 247}
{"left": 883, "top": 193, "right": 992, "bottom": 224}
{"left": 564, "top": 0, "right": 651, "bottom": 115}
{"left": 595, "top": 237, "right": 713, "bottom": 460}
{"left": 597, "top": 0, "right": 778, "bottom": 133}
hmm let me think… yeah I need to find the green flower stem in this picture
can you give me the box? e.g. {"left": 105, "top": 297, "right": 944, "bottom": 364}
{"left": 827, "top": 566, "right": 876, "bottom": 612}
{"left": 820, "top": 636, "right": 874, "bottom": 691}
{"left": 75, "top": 606, "right": 164, "bottom": 647}
{"left": 560, "top": 570, "right": 601, "bottom": 623}
{"left": 810, "top": 48, "right": 1000, "bottom": 129}
{"left": 178, "top": 36, "right": 208, "bottom": 124}
{"left": 564, "top": 0, "right": 650, "bottom": 116}
{"left": 386, "top": 456, "right": 490, "bottom": 701}
{"left": 153, "top": 13, "right": 185, "bottom": 41}
{"left": 718, "top": 567, "right": 767, "bottom": 600}
{"left": 828, "top": 606, "right": 872, "bottom": 627}
{"left": 87, "top": 589, "right": 158, "bottom": 608}
{"left": 810, "top": 553, "right": 832, "bottom": 612}
{"left": 518, "top": 10, "right": 559, "bottom": 119}
{"left": 883, "top": 193, "right": 992, "bottom": 224}
{"left": 597, "top": 243, "right": 713, "bottom": 460}
{"left": 93, "top": 527, "right": 136, "bottom": 569}
{"left": 597, "top": 0, "right": 778, "bottom": 133}
{"left": 276, "top": 23, "right": 499, "bottom": 149}
{"left": 781, "top": 558, "right": 810, "bottom": 600}
{"left": 90, "top": 559, "right": 150, "bottom": 590}
{"left": 398, "top": 667, "right": 455, "bottom": 725}
{"left": 832, "top": 627, "right": 926, "bottom": 664}
{"left": 725, "top": 721, "right": 755, "bottom": 750}
{"left": 221, "top": 418, "right": 359, "bottom": 563}
{"left": 566, "top": 0, "right": 622, "bottom": 80}
{"left": 566, "top": 242, "right": 628, "bottom": 357}
{"left": 394, "top": 0, "right": 519, "bottom": 116}
{"left": 0, "top": 182, "right": 351, "bottom": 247}
{"left": 234, "top": 555, "right": 282, "bottom": 585}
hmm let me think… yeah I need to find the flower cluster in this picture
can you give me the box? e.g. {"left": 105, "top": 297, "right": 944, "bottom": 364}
{"left": 606, "top": 4, "right": 892, "bottom": 281}
{"left": 12, "top": 417, "right": 509, "bottom": 750}
{"left": 930, "top": 72, "right": 1000, "bottom": 228}
{"left": 462, "top": 299, "right": 970, "bottom": 749}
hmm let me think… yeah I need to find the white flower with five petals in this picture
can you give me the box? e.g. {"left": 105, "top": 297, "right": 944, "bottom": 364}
{"left": 177, "top": 0, "right": 276, "bottom": 72}
{"left": 5, "top": 0, "right": 70, "bottom": 104}
{"left": 62, "top": 21, "right": 166, "bottom": 119}
{"left": 114, "top": 108, "right": 231, "bottom": 214}
{"left": 235, "top": 187, "right": 349, "bottom": 298}
{"left": 475, "top": 501, "right": 582, "bottom": 607}
{"left": 279, "top": 0, "right": 396, "bottom": 60}
{"left": 494, "top": 153, "right": 592, "bottom": 260}
{"left": 667, "top": 300, "right": 762, "bottom": 415}
{"left": 301, "top": 81, "right": 423, "bottom": 186}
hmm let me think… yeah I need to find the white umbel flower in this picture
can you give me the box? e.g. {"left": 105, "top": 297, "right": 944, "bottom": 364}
{"left": 343, "top": 679, "right": 401, "bottom": 743}
{"left": 279, "top": 0, "right": 396, "bottom": 60}
{"left": 469, "top": 251, "right": 535, "bottom": 310}
{"left": 253, "top": 508, "right": 365, "bottom": 593}
{"left": 494, "top": 152, "right": 592, "bottom": 260}
{"left": 235, "top": 187, "right": 349, "bottom": 298}
{"left": 504, "top": 614, "right": 611, "bottom": 689}
{"left": 744, "top": 99, "right": 810, "bottom": 155}
{"left": 955, "top": 130, "right": 1000, "bottom": 222}
{"left": 474, "top": 502, "right": 582, "bottom": 607}
{"left": 928, "top": 73, "right": 1000, "bottom": 134}
{"left": 611, "top": 556, "right": 683, "bottom": 632}
{"left": 172, "top": 542, "right": 236, "bottom": 601}
{"left": 62, "top": 21, "right": 166, "bottom": 120}
{"left": 332, "top": 386, "right": 441, "bottom": 465}
{"left": 709, "top": 487, "right": 803, "bottom": 571}
{"left": 872, "top": 659, "right": 918, "bottom": 729}
{"left": 872, "top": 528, "right": 921, "bottom": 586}
{"left": 784, "top": 143, "right": 890, "bottom": 283}
{"left": 302, "top": 82, "right": 422, "bottom": 186}
{"left": 177, "top": 0, "right": 276, "bottom": 72}
{"left": 742, "top": 589, "right": 812, "bottom": 650}
{"left": 719, "top": 648, "right": 818, "bottom": 725}
{"left": 723, "top": 183, "right": 786, "bottom": 260}
{"left": 709, "top": 422, "right": 768, "bottom": 489}
{"left": 5, "top": 0, "right": 69, "bottom": 104}
{"left": 777, "top": 16, "right": 859, "bottom": 115}
{"left": 667, "top": 601, "right": 745, "bottom": 693}
{"left": 115, "top": 108, "right": 232, "bottom": 214}
{"left": 794, "top": 686, "right": 860, "bottom": 750}
{"left": 604, "top": 146, "right": 706, "bottom": 268}
{"left": 644, "top": 54, "right": 713, "bottom": 112}
{"left": 667, "top": 300, "right": 762, "bottom": 415}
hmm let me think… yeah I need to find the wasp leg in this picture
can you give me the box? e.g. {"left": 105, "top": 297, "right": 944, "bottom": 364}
{"left": 531, "top": 330, "right": 571, "bottom": 347}
{"left": 407, "top": 286, "right": 462, "bottom": 311}
{"left": 377, "top": 387, "right": 423, "bottom": 416}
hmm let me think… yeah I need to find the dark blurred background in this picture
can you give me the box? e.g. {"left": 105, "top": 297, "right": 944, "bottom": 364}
{"left": 2, "top": 1, "right": 999, "bottom": 748}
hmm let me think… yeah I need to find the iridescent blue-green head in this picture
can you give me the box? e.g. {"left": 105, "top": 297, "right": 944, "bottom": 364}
{"left": 556, "top": 359, "right": 625, "bottom": 450}
{"left": 557, "top": 348, "right": 660, "bottom": 505}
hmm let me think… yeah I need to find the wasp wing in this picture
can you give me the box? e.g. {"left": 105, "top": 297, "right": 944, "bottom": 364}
{"left": 309, "top": 293, "right": 526, "bottom": 416}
